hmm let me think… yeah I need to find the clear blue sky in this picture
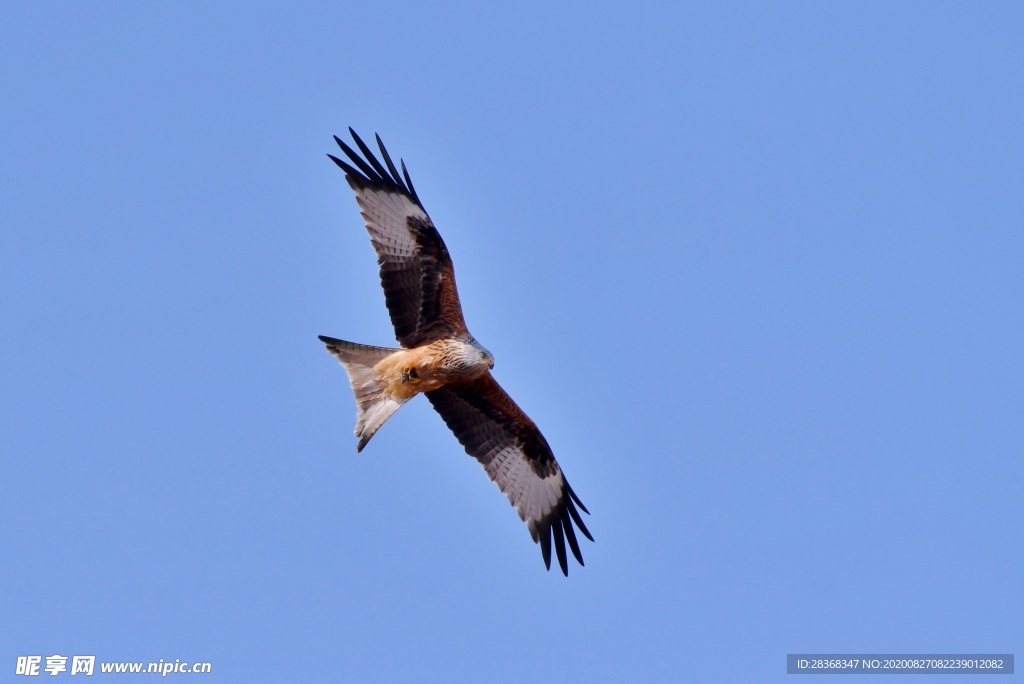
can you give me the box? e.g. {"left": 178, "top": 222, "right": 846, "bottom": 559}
{"left": 2, "top": 2, "right": 1021, "bottom": 682}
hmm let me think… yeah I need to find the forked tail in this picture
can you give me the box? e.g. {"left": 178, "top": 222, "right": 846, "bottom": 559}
{"left": 318, "top": 335, "right": 408, "bottom": 451}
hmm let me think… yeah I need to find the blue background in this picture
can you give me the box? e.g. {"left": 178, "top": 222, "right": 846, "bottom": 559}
{"left": 2, "top": 2, "right": 1021, "bottom": 682}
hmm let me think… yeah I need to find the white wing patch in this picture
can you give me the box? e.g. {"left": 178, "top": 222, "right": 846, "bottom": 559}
{"left": 354, "top": 189, "right": 429, "bottom": 260}
{"left": 486, "top": 445, "right": 564, "bottom": 538}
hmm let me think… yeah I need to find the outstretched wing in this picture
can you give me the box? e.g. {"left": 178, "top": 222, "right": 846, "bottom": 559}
{"left": 426, "top": 374, "right": 593, "bottom": 575}
{"left": 328, "top": 129, "right": 469, "bottom": 348}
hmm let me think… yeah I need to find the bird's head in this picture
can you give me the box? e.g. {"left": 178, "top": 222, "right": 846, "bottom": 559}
{"left": 467, "top": 338, "right": 495, "bottom": 371}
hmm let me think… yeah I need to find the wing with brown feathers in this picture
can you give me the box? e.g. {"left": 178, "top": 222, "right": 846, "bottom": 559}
{"left": 328, "top": 129, "right": 468, "bottom": 348}
{"left": 426, "top": 374, "right": 593, "bottom": 575}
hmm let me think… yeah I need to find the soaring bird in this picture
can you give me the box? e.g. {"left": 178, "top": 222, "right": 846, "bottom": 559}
{"left": 319, "top": 130, "right": 593, "bottom": 575}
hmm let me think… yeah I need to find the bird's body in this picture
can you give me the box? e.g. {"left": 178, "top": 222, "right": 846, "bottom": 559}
{"left": 329, "top": 336, "right": 492, "bottom": 401}
{"left": 319, "top": 130, "right": 592, "bottom": 575}
{"left": 371, "top": 339, "right": 477, "bottom": 399}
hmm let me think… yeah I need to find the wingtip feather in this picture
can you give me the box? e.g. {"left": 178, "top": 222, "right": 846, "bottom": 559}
{"left": 538, "top": 523, "right": 552, "bottom": 571}
{"left": 333, "top": 134, "right": 381, "bottom": 182}
{"left": 330, "top": 130, "right": 423, "bottom": 207}
{"left": 350, "top": 129, "right": 390, "bottom": 181}
{"left": 567, "top": 499, "right": 594, "bottom": 542}
{"left": 375, "top": 132, "right": 407, "bottom": 193}
{"left": 327, "top": 153, "right": 362, "bottom": 181}
{"left": 400, "top": 159, "right": 419, "bottom": 203}
{"left": 552, "top": 517, "right": 569, "bottom": 576}
{"left": 562, "top": 507, "right": 585, "bottom": 566}
{"left": 567, "top": 482, "right": 590, "bottom": 515}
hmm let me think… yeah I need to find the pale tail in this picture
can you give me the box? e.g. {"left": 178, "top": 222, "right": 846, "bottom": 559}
{"left": 318, "top": 335, "right": 408, "bottom": 451}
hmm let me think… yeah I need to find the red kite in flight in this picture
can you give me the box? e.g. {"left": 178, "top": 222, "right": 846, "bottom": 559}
{"left": 319, "top": 130, "right": 593, "bottom": 575}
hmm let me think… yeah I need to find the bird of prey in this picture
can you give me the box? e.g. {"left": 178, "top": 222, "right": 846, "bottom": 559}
{"left": 319, "top": 129, "right": 593, "bottom": 575}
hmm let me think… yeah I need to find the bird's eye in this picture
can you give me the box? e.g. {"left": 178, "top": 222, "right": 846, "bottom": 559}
{"left": 480, "top": 351, "right": 487, "bottom": 359}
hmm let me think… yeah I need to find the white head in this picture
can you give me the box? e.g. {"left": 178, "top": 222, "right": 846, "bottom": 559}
{"left": 468, "top": 337, "right": 495, "bottom": 371}
{"left": 449, "top": 337, "right": 493, "bottom": 376}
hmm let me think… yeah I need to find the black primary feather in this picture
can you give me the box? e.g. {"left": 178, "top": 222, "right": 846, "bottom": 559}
{"left": 330, "top": 130, "right": 422, "bottom": 206}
